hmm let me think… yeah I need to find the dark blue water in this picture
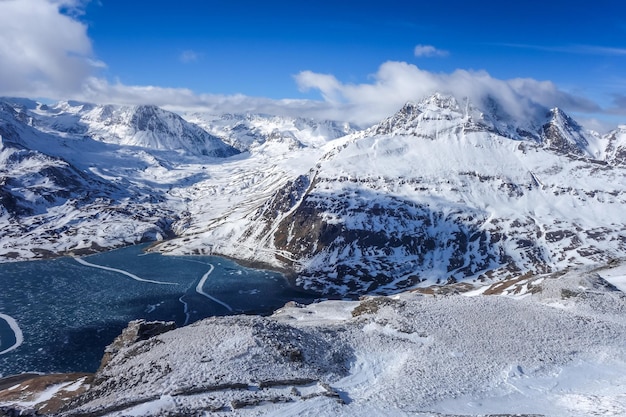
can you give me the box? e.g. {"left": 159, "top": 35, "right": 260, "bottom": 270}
{"left": 0, "top": 245, "right": 315, "bottom": 376}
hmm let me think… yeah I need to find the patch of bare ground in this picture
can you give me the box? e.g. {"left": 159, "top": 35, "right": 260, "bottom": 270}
{"left": 410, "top": 282, "right": 474, "bottom": 296}
{"left": 0, "top": 373, "right": 92, "bottom": 414}
{"left": 482, "top": 272, "right": 536, "bottom": 295}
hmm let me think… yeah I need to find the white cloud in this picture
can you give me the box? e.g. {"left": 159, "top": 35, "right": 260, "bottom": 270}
{"left": 75, "top": 62, "right": 608, "bottom": 131}
{"left": 296, "top": 71, "right": 343, "bottom": 103}
{"left": 414, "top": 44, "right": 448, "bottom": 57}
{"left": 500, "top": 43, "right": 626, "bottom": 56}
{"left": 0, "top": 0, "right": 97, "bottom": 97}
{"left": 294, "top": 61, "right": 602, "bottom": 126}
{"left": 78, "top": 77, "right": 330, "bottom": 120}
{"left": 180, "top": 50, "right": 200, "bottom": 64}
{"left": 0, "top": 1, "right": 612, "bottom": 132}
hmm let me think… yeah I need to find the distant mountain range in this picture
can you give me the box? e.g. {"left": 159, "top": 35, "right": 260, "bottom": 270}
{"left": 1, "top": 94, "right": 624, "bottom": 296}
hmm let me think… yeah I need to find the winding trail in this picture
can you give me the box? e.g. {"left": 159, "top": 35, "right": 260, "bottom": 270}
{"left": 74, "top": 257, "right": 178, "bottom": 285}
{"left": 0, "top": 313, "right": 23, "bottom": 355}
{"left": 195, "top": 265, "right": 234, "bottom": 312}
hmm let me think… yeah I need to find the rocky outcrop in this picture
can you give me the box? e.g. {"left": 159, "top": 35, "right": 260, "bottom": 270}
{"left": 97, "top": 320, "right": 176, "bottom": 372}
{"left": 541, "top": 108, "right": 592, "bottom": 156}
{"left": 61, "top": 315, "right": 353, "bottom": 416}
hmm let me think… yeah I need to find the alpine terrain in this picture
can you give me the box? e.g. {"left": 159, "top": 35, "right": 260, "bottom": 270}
{"left": 1, "top": 93, "right": 625, "bottom": 416}
{"left": 1, "top": 94, "right": 625, "bottom": 294}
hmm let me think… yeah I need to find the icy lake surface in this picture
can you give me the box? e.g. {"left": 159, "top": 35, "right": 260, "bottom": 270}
{"left": 0, "top": 244, "right": 316, "bottom": 376}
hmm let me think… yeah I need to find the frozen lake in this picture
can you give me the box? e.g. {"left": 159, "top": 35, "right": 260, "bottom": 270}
{"left": 0, "top": 244, "right": 316, "bottom": 376}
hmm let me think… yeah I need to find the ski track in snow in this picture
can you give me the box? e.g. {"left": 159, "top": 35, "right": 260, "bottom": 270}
{"left": 195, "top": 265, "right": 234, "bottom": 312}
{"left": 0, "top": 313, "right": 23, "bottom": 355}
{"left": 74, "top": 257, "right": 178, "bottom": 285}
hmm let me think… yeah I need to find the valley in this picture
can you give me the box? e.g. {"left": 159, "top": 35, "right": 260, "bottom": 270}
{"left": 0, "top": 93, "right": 625, "bottom": 416}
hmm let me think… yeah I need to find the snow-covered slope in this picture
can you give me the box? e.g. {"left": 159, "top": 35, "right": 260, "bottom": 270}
{"left": 0, "top": 128, "right": 175, "bottom": 258}
{"left": 38, "top": 101, "right": 239, "bottom": 157}
{"left": 185, "top": 112, "right": 358, "bottom": 151}
{"left": 3, "top": 266, "right": 625, "bottom": 417}
{"left": 156, "top": 94, "right": 625, "bottom": 296}
{"left": 1, "top": 94, "right": 625, "bottom": 297}
{"left": 0, "top": 99, "right": 237, "bottom": 260}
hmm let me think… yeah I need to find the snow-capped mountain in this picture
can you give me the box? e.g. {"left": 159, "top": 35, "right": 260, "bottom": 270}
{"left": 38, "top": 101, "right": 240, "bottom": 157}
{"left": 154, "top": 94, "right": 626, "bottom": 296}
{"left": 603, "top": 124, "right": 626, "bottom": 165}
{"left": 541, "top": 107, "right": 600, "bottom": 157}
{"left": 1, "top": 94, "right": 625, "bottom": 297}
{"left": 3, "top": 94, "right": 626, "bottom": 417}
{"left": 0, "top": 99, "right": 240, "bottom": 259}
{"left": 185, "top": 112, "right": 358, "bottom": 151}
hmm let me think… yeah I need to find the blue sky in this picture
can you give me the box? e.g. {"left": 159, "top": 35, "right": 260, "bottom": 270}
{"left": 84, "top": 0, "right": 625, "bottom": 99}
{"left": 0, "top": 0, "right": 624, "bottom": 129}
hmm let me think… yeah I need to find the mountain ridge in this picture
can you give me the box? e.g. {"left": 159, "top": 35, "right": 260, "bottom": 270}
{"left": 0, "top": 94, "right": 625, "bottom": 297}
{"left": 154, "top": 94, "right": 625, "bottom": 295}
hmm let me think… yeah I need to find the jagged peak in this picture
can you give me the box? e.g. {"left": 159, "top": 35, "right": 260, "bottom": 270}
{"left": 52, "top": 100, "right": 96, "bottom": 113}
{"left": 539, "top": 106, "right": 596, "bottom": 156}
{"left": 417, "top": 93, "right": 461, "bottom": 111}
{"left": 398, "top": 101, "right": 419, "bottom": 113}
{"left": 368, "top": 93, "right": 601, "bottom": 145}
{"left": 546, "top": 107, "right": 577, "bottom": 125}
{"left": 371, "top": 94, "right": 474, "bottom": 136}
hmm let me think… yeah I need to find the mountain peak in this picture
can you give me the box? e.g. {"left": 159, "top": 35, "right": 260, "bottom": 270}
{"left": 398, "top": 101, "right": 419, "bottom": 114}
{"left": 373, "top": 101, "right": 422, "bottom": 135}
{"left": 373, "top": 94, "right": 474, "bottom": 136}
{"left": 541, "top": 106, "right": 594, "bottom": 156}
{"left": 418, "top": 93, "right": 461, "bottom": 111}
{"left": 367, "top": 93, "right": 609, "bottom": 151}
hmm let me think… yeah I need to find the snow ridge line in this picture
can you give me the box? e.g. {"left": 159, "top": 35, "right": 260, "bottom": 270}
{"left": 195, "top": 265, "right": 234, "bottom": 312}
{"left": 0, "top": 313, "right": 23, "bottom": 355}
{"left": 74, "top": 257, "right": 178, "bottom": 285}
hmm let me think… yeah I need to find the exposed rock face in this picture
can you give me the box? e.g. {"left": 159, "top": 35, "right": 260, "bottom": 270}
{"left": 257, "top": 97, "right": 626, "bottom": 295}
{"left": 273, "top": 188, "right": 504, "bottom": 294}
{"left": 541, "top": 108, "right": 592, "bottom": 156}
{"left": 604, "top": 125, "right": 626, "bottom": 165}
{"left": 97, "top": 320, "right": 176, "bottom": 372}
{"left": 0, "top": 373, "right": 92, "bottom": 415}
